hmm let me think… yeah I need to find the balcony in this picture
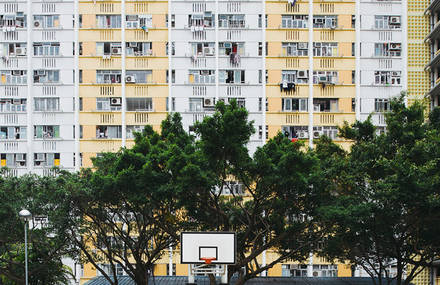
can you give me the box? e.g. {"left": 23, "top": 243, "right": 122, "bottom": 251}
{"left": 427, "top": 49, "right": 440, "bottom": 71}
{"left": 425, "top": 0, "right": 440, "bottom": 15}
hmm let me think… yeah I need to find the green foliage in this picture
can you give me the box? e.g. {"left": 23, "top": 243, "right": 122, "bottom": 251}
{"left": 176, "top": 100, "right": 328, "bottom": 285}
{"left": 66, "top": 113, "right": 191, "bottom": 285}
{"left": 0, "top": 173, "right": 73, "bottom": 284}
{"left": 318, "top": 95, "right": 440, "bottom": 285}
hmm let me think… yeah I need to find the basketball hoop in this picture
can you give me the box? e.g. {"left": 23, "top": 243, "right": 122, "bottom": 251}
{"left": 200, "top": 257, "right": 217, "bottom": 264}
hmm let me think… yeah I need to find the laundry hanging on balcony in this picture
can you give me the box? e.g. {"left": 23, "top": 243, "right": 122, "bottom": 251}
{"left": 141, "top": 25, "right": 148, "bottom": 32}
{"left": 280, "top": 80, "right": 295, "bottom": 92}
{"left": 229, "top": 53, "right": 240, "bottom": 65}
{"left": 287, "top": 0, "right": 296, "bottom": 7}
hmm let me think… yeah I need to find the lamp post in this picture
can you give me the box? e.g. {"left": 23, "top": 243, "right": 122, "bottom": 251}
{"left": 19, "top": 209, "right": 32, "bottom": 285}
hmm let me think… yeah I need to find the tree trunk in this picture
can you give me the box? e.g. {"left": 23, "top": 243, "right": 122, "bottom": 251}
{"left": 234, "top": 275, "right": 247, "bottom": 285}
{"left": 208, "top": 273, "right": 216, "bottom": 285}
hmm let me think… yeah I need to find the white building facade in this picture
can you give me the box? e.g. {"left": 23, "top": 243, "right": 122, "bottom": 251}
{"left": 358, "top": 0, "right": 406, "bottom": 130}
{"left": 0, "top": 0, "right": 76, "bottom": 176}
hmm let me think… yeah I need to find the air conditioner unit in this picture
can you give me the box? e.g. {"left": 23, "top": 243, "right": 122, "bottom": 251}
{"left": 12, "top": 70, "right": 21, "bottom": 75}
{"left": 389, "top": 43, "right": 401, "bottom": 50}
{"left": 13, "top": 99, "right": 21, "bottom": 104}
{"left": 389, "top": 16, "right": 400, "bottom": 24}
{"left": 112, "top": 48, "right": 121, "bottom": 54}
{"left": 298, "top": 131, "right": 307, "bottom": 139}
{"left": 34, "top": 20, "right": 41, "bottom": 28}
{"left": 15, "top": 48, "right": 23, "bottom": 55}
{"left": 203, "top": 98, "right": 215, "bottom": 107}
{"left": 110, "top": 97, "right": 122, "bottom": 106}
{"left": 298, "top": 43, "right": 307, "bottom": 49}
{"left": 125, "top": 75, "right": 136, "bottom": 83}
{"left": 16, "top": 154, "right": 25, "bottom": 162}
{"left": 298, "top": 70, "right": 307, "bottom": 78}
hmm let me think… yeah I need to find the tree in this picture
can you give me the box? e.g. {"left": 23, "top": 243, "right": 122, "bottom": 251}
{"left": 177, "top": 100, "right": 328, "bottom": 285}
{"left": 317, "top": 95, "right": 440, "bottom": 285}
{"left": 65, "top": 114, "right": 191, "bottom": 285}
{"left": 0, "top": 172, "right": 74, "bottom": 285}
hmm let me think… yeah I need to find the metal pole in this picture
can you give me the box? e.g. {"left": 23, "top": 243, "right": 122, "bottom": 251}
{"left": 24, "top": 221, "right": 29, "bottom": 285}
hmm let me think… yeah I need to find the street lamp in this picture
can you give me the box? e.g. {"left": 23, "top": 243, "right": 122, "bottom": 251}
{"left": 19, "top": 209, "right": 32, "bottom": 285}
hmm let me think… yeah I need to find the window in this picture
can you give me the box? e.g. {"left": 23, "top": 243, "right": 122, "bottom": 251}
{"left": 313, "top": 98, "right": 339, "bottom": 112}
{"left": 96, "top": 126, "right": 122, "bottom": 139}
{"left": 219, "top": 70, "right": 245, "bottom": 84}
{"left": 375, "top": 16, "right": 401, "bottom": 30}
{"left": 282, "top": 98, "right": 308, "bottom": 112}
{"left": 258, "top": 42, "right": 262, "bottom": 56}
{"left": 282, "top": 42, "right": 308, "bottom": 56}
{"left": 34, "top": 125, "right": 59, "bottom": 139}
{"left": 96, "top": 70, "right": 122, "bottom": 84}
{"left": 312, "top": 71, "right": 338, "bottom": 84}
{"left": 96, "top": 15, "right": 121, "bottom": 28}
{"left": 282, "top": 126, "right": 309, "bottom": 139}
{"left": 281, "top": 15, "right": 308, "bottom": 28}
{"left": 313, "top": 16, "right": 337, "bottom": 29}
{"left": 219, "top": 42, "right": 244, "bottom": 56}
{"left": 191, "top": 42, "right": 215, "bottom": 56}
{"left": 33, "top": 70, "right": 59, "bottom": 83}
{"left": 96, "top": 98, "right": 122, "bottom": 111}
{"left": 0, "top": 70, "right": 27, "bottom": 85}
{"left": 126, "top": 98, "right": 153, "bottom": 111}
{"left": 126, "top": 14, "right": 152, "bottom": 29}
{"left": 188, "top": 12, "right": 214, "bottom": 28}
{"left": 218, "top": 14, "right": 245, "bottom": 28}
{"left": 126, "top": 70, "right": 152, "bottom": 83}
{"left": 34, "top": 153, "right": 60, "bottom": 167}
{"left": 375, "top": 98, "right": 391, "bottom": 112}
{"left": 33, "top": 43, "right": 60, "bottom": 56}
{"left": 126, "top": 125, "right": 144, "bottom": 138}
{"left": 188, "top": 70, "right": 215, "bottom": 84}
{"left": 0, "top": 153, "right": 27, "bottom": 167}
{"left": 189, "top": 98, "right": 203, "bottom": 112}
{"left": 374, "top": 71, "right": 401, "bottom": 85}
{"left": 374, "top": 43, "right": 401, "bottom": 57}
{"left": 282, "top": 264, "right": 308, "bottom": 277}
{"left": 126, "top": 42, "right": 152, "bottom": 56}
{"left": 0, "top": 126, "right": 26, "bottom": 140}
{"left": 166, "top": 70, "right": 175, "bottom": 84}
{"left": 313, "top": 42, "right": 337, "bottom": 57}
{"left": 33, "top": 15, "right": 59, "bottom": 28}
{"left": 166, "top": 42, "right": 175, "bottom": 55}
{"left": 0, "top": 12, "right": 26, "bottom": 28}
{"left": 96, "top": 42, "right": 122, "bottom": 56}
{"left": 0, "top": 99, "right": 26, "bottom": 112}
{"left": 0, "top": 43, "right": 27, "bottom": 57}
{"left": 34, "top": 98, "right": 60, "bottom": 111}
{"left": 282, "top": 70, "right": 309, "bottom": 84}
{"left": 223, "top": 98, "right": 245, "bottom": 108}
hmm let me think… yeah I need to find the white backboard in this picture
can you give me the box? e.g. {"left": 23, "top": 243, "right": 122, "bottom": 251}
{"left": 180, "top": 232, "right": 236, "bottom": 264}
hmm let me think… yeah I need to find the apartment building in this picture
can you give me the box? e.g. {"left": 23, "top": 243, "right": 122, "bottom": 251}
{"left": 0, "top": 0, "right": 76, "bottom": 176}
{"left": 358, "top": 0, "right": 406, "bottom": 130}
{"left": 427, "top": 0, "right": 440, "bottom": 109}
{"left": 78, "top": 0, "right": 169, "bottom": 167}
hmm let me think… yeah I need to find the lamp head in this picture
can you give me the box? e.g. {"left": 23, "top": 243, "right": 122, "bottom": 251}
{"left": 19, "top": 209, "right": 32, "bottom": 221}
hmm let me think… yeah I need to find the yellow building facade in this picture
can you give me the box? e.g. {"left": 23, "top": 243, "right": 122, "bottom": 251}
{"left": 78, "top": 0, "right": 168, "bottom": 167}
